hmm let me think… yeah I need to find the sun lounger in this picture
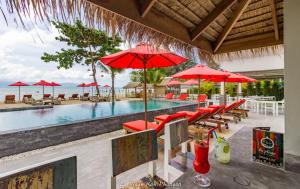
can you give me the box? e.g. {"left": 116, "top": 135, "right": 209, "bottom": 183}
{"left": 197, "top": 94, "right": 207, "bottom": 102}
{"left": 177, "top": 93, "right": 189, "bottom": 101}
{"left": 123, "top": 113, "right": 186, "bottom": 136}
{"left": 43, "top": 94, "right": 52, "bottom": 100}
{"left": 228, "top": 99, "right": 249, "bottom": 118}
{"left": 4, "top": 95, "right": 16, "bottom": 104}
{"left": 165, "top": 93, "right": 174, "bottom": 99}
{"left": 57, "top": 94, "right": 65, "bottom": 101}
{"left": 194, "top": 105, "right": 228, "bottom": 132}
{"left": 51, "top": 97, "right": 62, "bottom": 105}
{"left": 80, "top": 93, "right": 90, "bottom": 101}
{"left": 31, "top": 98, "right": 44, "bottom": 106}
{"left": 209, "top": 100, "right": 245, "bottom": 123}
{"left": 69, "top": 94, "right": 79, "bottom": 100}
{"left": 22, "top": 94, "right": 32, "bottom": 103}
{"left": 155, "top": 109, "right": 210, "bottom": 125}
{"left": 90, "top": 96, "right": 102, "bottom": 102}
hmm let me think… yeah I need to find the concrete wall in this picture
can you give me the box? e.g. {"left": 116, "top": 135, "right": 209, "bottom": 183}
{"left": 285, "top": 0, "right": 300, "bottom": 167}
{"left": 0, "top": 103, "right": 197, "bottom": 158}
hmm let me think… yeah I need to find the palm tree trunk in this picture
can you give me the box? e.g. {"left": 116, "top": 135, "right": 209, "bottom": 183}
{"left": 111, "top": 73, "right": 115, "bottom": 102}
{"left": 91, "top": 62, "right": 100, "bottom": 96}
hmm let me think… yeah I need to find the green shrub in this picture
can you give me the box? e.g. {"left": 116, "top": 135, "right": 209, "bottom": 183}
{"left": 247, "top": 83, "right": 255, "bottom": 96}
{"left": 255, "top": 81, "right": 262, "bottom": 96}
{"left": 263, "top": 80, "right": 271, "bottom": 96}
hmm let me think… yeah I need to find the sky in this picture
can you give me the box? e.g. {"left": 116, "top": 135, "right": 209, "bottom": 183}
{"left": 0, "top": 11, "right": 131, "bottom": 87}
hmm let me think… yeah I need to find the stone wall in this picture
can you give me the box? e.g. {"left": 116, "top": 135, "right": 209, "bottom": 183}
{"left": 0, "top": 103, "right": 197, "bottom": 158}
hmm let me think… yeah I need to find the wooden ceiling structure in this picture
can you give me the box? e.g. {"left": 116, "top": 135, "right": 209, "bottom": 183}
{"left": 3, "top": 0, "right": 284, "bottom": 62}
{"left": 88, "top": 0, "right": 283, "bottom": 57}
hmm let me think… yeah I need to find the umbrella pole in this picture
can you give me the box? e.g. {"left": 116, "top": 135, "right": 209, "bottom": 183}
{"left": 43, "top": 86, "right": 45, "bottom": 97}
{"left": 52, "top": 86, "right": 54, "bottom": 98}
{"left": 143, "top": 65, "right": 148, "bottom": 130}
{"left": 198, "top": 78, "right": 201, "bottom": 108}
{"left": 19, "top": 86, "right": 21, "bottom": 102}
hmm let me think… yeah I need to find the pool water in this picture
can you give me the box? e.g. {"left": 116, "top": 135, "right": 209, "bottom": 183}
{"left": 0, "top": 100, "right": 188, "bottom": 132}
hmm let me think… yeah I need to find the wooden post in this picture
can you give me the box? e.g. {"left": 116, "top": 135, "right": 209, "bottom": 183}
{"left": 18, "top": 86, "right": 21, "bottom": 102}
{"left": 198, "top": 78, "right": 201, "bottom": 108}
{"left": 143, "top": 62, "right": 148, "bottom": 129}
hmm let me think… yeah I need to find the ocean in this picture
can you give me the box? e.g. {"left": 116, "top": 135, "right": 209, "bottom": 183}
{"left": 0, "top": 86, "right": 126, "bottom": 101}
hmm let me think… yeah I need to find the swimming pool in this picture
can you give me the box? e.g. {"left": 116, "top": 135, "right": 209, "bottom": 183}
{"left": 0, "top": 100, "right": 189, "bottom": 132}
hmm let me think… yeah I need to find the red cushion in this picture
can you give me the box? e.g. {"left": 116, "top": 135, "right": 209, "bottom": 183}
{"left": 178, "top": 94, "right": 188, "bottom": 100}
{"left": 177, "top": 111, "right": 197, "bottom": 117}
{"left": 186, "top": 111, "right": 204, "bottom": 122}
{"left": 124, "top": 113, "right": 186, "bottom": 133}
{"left": 197, "top": 107, "right": 214, "bottom": 113}
{"left": 155, "top": 114, "right": 169, "bottom": 121}
{"left": 165, "top": 93, "right": 174, "bottom": 99}
{"left": 224, "top": 101, "right": 239, "bottom": 112}
{"left": 123, "top": 120, "right": 159, "bottom": 132}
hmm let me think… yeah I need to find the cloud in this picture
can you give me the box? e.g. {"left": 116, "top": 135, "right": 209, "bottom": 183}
{"left": 0, "top": 22, "right": 131, "bottom": 87}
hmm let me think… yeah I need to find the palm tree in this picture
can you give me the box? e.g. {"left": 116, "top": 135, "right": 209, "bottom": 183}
{"left": 99, "top": 62, "right": 125, "bottom": 102}
{"left": 146, "top": 69, "right": 165, "bottom": 97}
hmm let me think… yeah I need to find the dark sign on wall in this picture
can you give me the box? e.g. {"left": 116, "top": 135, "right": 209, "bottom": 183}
{"left": 0, "top": 156, "right": 77, "bottom": 189}
{"left": 252, "top": 127, "right": 284, "bottom": 168}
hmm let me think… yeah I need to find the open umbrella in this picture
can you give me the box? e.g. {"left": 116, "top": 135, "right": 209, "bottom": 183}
{"left": 33, "top": 80, "right": 52, "bottom": 97}
{"left": 183, "top": 79, "right": 199, "bottom": 85}
{"left": 206, "top": 71, "right": 256, "bottom": 102}
{"left": 183, "top": 79, "right": 199, "bottom": 97}
{"left": 8, "top": 81, "right": 29, "bottom": 102}
{"left": 172, "top": 64, "right": 230, "bottom": 107}
{"left": 86, "top": 82, "right": 98, "bottom": 96}
{"left": 50, "top": 82, "right": 61, "bottom": 97}
{"left": 167, "top": 80, "right": 181, "bottom": 95}
{"left": 77, "top": 83, "right": 89, "bottom": 95}
{"left": 100, "top": 43, "right": 187, "bottom": 129}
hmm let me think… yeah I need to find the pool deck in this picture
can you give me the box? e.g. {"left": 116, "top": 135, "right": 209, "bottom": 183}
{"left": 0, "top": 112, "right": 289, "bottom": 189}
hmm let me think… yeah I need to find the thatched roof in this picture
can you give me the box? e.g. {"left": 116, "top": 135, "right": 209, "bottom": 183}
{"left": 2, "top": 0, "right": 284, "bottom": 64}
{"left": 158, "top": 77, "right": 172, "bottom": 86}
{"left": 123, "top": 82, "right": 141, "bottom": 89}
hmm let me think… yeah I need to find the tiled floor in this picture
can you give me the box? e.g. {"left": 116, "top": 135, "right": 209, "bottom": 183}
{"left": 0, "top": 112, "right": 284, "bottom": 188}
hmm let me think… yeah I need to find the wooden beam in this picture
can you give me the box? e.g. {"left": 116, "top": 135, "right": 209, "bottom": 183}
{"left": 214, "top": 0, "right": 251, "bottom": 53}
{"left": 215, "top": 32, "right": 283, "bottom": 53}
{"left": 190, "top": 0, "right": 236, "bottom": 41}
{"left": 269, "top": 0, "right": 280, "bottom": 40}
{"left": 87, "top": 0, "right": 213, "bottom": 53}
{"left": 139, "top": 0, "right": 157, "bottom": 18}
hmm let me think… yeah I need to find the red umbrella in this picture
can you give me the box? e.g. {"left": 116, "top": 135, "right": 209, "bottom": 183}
{"left": 183, "top": 79, "right": 199, "bottom": 85}
{"left": 167, "top": 80, "right": 181, "bottom": 95}
{"left": 86, "top": 82, "right": 99, "bottom": 96}
{"left": 205, "top": 71, "right": 256, "bottom": 101}
{"left": 100, "top": 43, "right": 187, "bottom": 129}
{"left": 8, "top": 81, "right": 29, "bottom": 101}
{"left": 77, "top": 83, "right": 89, "bottom": 94}
{"left": 50, "top": 82, "right": 62, "bottom": 97}
{"left": 183, "top": 79, "right": 199, "bottom": 97}
{"left": 104, "top": 84, "right": 110, "bottom": 88}
{"left": 173, "top": 64, "right": 230, "bottom": 106}
{"left": 33, "top": 80, "right": 52, "bottom": 96}
{"left": 206, "top": 71, "right": 256, "bottom": 83}
{"left": 167, "top": 80, "right": 181, "bottom": 86}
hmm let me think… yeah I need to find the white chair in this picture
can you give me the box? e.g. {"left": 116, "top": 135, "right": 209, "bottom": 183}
{"left": 164, "top": 119, "right": 191, "bottom": 182}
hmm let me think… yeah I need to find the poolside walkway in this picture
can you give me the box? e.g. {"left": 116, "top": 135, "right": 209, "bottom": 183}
{"left": 0, "top": 113, "right": 285, "bottom": 188}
